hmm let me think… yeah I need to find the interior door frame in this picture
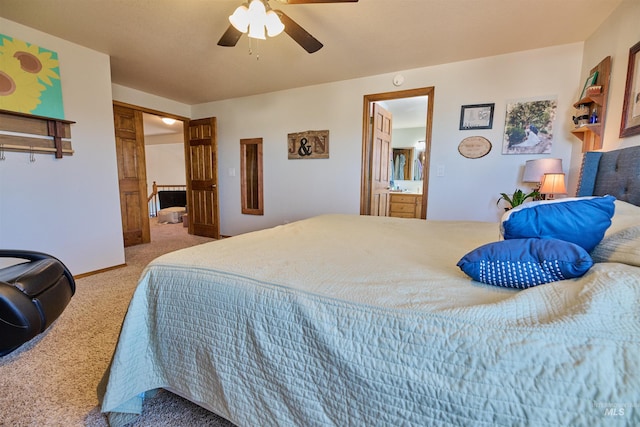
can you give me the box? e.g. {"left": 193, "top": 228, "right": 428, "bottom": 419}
{"left": 360, "top": 87, "right": 435, "bottom": 219}
{"left": 112, "top": 101, "right": 189, "bottom": 241}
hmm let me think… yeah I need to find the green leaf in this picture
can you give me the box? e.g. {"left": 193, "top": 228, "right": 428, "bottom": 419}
{"left": 497, "top": 188, "right": 540, "bottom": 209}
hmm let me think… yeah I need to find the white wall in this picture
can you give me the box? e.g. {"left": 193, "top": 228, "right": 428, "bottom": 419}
{"left": 194, "top": 83, "right": 363, "bottom": 235}
{"left": 145, "top": 143, "right": 186, "bottom": 191}
{"left": 192, "top": 43, "right": 583, "bottom": 236}
{"left": 393, "top": 127, "right": 425, "bottom": 149}
{"left": 0, "top": 18, "right": 124, "bottom": 275}
{"left": 112, "top": 84, "right": 191, "bottom": 118}
{"left": 568, "top": 0, "right": 640, "bottom": 192}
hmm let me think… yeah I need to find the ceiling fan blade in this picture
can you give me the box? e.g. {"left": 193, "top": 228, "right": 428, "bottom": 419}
{"left": 275, "top": 0, "right": 358, "bottom": 3}
{"left": 275, "top": 10, "right": 323, "bottom": 53}
{"left": 218, "top": 25, "right": 243, "bottom": 47}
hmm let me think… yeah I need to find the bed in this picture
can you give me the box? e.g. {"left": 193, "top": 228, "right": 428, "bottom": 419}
{"left": 99, "top": 146, "right": 640, "bottom": 426}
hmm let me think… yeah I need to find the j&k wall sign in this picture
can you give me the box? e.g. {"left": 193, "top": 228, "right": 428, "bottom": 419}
{"left": 288, "top": 130, "right": 329, "bottom": 159}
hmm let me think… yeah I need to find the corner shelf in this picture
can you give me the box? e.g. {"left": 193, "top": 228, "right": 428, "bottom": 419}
{"left": 570, "top": 56, "right": 611, "bottom": 152}
{"left": 0, "top": 109, "right": 75, "bottom": 158}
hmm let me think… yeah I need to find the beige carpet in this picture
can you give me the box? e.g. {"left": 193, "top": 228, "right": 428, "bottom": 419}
{"left": 0, "top": 220, "right": 236, "bottom": 426}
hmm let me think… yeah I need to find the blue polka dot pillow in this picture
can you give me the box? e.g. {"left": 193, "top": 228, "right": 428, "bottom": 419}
{"left": 457, "top": 238, "right": 593, "bottom": 289}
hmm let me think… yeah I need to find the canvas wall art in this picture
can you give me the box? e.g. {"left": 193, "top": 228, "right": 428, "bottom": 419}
{"left": 502, "top": 98, "right": 557, "bottom": 155}
{"left": 0, "top": 34, "right": 64, "bottom": 119}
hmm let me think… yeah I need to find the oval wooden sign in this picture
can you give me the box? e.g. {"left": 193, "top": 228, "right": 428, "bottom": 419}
{"left": 458, "top": 136, "right": 492, "bottom": 159}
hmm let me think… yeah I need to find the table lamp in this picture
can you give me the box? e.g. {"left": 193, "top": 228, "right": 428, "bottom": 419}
{"left": 522, "top": 158, "right": 563, "bottom": 191}
{"left": 539, "top": 173, "right": 567, "bottom": 200}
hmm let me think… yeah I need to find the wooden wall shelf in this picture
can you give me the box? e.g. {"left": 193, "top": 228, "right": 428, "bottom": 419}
{"left": 570, "top": 56, "right": 611, "bottom": 152}
{"left": 0, "top": 109, "right": 75, "bottom": 158}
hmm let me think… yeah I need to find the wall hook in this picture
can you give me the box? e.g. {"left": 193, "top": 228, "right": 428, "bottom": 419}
{"left": 29, "top": 146, "right": 36, "bottom": 163}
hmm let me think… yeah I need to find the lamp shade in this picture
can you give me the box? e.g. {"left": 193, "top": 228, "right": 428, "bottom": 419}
{"left": 229, "top": 4, "right": 250, "bottom": 32}
{"left": 522, "top": 158, "right": 563, "bottom": 183}
{"left": 265, "top": 10, "right": 284, "bottom": 37}
{"left": 539, "top": 173, "right": 567, "bottom": 195}
{"left": 247, "top": 0, "right": 267, "bottom": 39}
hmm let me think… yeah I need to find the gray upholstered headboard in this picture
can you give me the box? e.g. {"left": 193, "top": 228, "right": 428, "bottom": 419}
{"left": 577, "top": 145, "right": 640, "bottom": 206}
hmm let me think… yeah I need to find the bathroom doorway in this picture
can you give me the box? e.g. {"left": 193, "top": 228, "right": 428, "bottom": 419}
{"left": 360, "top": 87, "right": 434, "bottom": 219}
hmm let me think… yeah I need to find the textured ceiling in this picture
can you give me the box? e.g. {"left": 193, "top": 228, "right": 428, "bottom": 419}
{"left": 0, "top": 0, "right": 624, "bottom": 104}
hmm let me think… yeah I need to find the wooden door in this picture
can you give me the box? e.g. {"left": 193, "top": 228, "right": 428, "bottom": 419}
{"left": 369, "top": 103, "right": 393, "bottom": 216}
{"left": 185, "top": 117, "right": 220, "bottom": 239}
{"left": 113, "top": 105, "right": 150, "bottom": 246}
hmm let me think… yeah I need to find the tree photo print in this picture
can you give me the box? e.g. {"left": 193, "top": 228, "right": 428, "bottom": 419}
{"left": 502, "top": 98, "right": 557, "bottom": 154}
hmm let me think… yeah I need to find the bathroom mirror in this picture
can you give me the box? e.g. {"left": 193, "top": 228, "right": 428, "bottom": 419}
{"left": 392, "top": 147, "right": 414, "bottom": 181}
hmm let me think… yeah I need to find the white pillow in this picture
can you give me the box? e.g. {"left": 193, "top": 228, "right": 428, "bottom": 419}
{"left": 591, "top": 200, "right": 640, "bottom": 266}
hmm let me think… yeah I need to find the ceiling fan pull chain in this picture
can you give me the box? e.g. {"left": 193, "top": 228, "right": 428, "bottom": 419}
{"left": 248, "top": 38, "right": 260, "bottom": 60}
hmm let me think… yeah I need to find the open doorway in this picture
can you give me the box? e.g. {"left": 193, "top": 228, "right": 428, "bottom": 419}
{"left": 360, "top": 87, "right": 435, "bottom": 219}
{"left": 143, "top": 113, "right": 187, "bottom": 223}
{"left": 114, "top": 102, "right": 220, "bottom": 245}
{"left": 142, "top": 113, "right": 189, "bottom": 232}
{"left": 113, "top": 102, "right": 188, "bottom": 246}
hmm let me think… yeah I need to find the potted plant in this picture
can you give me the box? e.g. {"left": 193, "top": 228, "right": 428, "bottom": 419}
{"left": 497, "top": 189, "right": 540, "bottom": 210}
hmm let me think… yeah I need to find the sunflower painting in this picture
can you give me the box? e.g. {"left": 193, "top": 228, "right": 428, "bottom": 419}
{"left": 0, "top": 34, "right": 64, "bottom": 119}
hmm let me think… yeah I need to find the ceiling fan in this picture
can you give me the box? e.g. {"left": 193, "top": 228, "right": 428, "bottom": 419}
{"left": 217, "top": 0, "right": 359, "bottom": 54}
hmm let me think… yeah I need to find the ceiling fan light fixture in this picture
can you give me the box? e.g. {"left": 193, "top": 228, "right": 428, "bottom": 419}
{"left": 229, "top": 4, "right": 250, "bottom": 32}
{"left": 229, "top": 0, "right": 284, "bottom": 40}
{"left": 219, "top": 0, "right": 342, "bottom": 53}
{"left": 265, "top": 10, "right": 285, "bottom": 37}
{"left": 247, "top": 0, "right": 268, "bottom": 39}
{"left": 248, "top": 23, "right": 266, "bottom": 40}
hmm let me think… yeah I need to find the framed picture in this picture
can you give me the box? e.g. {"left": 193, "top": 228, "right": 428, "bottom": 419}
{"left": 459, "top": 103, "right": 494, "bottom": 130}
{"left": 579, "top": 70, "right": 599, "bottom": 100}
{"left": 620, "top": 40, "right": 640, "bottom": 138}
{"left": 501, "top": 97, "right": 557, "bottom": 155}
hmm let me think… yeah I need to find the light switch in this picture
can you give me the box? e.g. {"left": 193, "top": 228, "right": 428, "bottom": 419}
{"left": 228, "top": 168, "right": 236, "bottom": 177}
{"left": 436, "top": 164, "right": 445, "bottom": 177}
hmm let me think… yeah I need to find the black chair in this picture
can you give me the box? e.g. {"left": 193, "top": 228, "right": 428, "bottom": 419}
{"left": 0, "top": 250, "right": 75, "bottom": 356}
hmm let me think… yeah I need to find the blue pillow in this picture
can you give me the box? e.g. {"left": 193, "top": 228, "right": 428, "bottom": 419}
{"left": 457, "top": 238, "right": 593, "bottom": 289}
{"left": 501, "top": 195, "right": 615, "bottom": 252}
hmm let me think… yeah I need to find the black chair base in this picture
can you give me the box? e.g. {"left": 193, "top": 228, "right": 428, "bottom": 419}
{"left": 1, "top": 250, "right": 75, "bottom": 356}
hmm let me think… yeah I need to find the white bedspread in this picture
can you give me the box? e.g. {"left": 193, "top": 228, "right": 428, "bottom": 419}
{"left": 100, "top": 214, "right": 640, "bottom": 426}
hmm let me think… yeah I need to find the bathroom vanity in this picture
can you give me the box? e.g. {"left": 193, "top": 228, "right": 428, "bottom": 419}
{"left": 389, "top": 193, "right": 422, "bottom": 219}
